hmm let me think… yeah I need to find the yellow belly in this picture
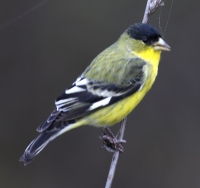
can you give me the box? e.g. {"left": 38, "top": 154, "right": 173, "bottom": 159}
{"left": 80, "top": 50, "right": 160, "bottom": 127}
{"left": 83, "top": 77, "right": 154, "bottom": 127}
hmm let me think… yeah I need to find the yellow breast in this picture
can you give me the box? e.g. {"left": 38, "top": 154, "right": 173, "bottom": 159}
{"left": 83, "top": 47, "right": 161, "bottom": 127}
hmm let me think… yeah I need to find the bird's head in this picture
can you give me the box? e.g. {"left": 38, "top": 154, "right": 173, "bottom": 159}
{"left": 126, "top": 23, "right": 170, "bottom": 52}
{"left": 118, "top": 23, "right": 170, "bottom": 64}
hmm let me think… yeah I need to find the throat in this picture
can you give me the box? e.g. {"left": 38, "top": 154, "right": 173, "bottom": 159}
{"left": 134, "top": 47, "right": 161, "bottom": 67}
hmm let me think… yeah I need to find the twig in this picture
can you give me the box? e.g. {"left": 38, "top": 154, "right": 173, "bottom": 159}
{"left": 104, "top": 1, "right": 165, "bottom": 188}
{"left": 105, "top": 117, "right": 127, "bottom": 188}
{"left": 142, "top": 0, "right": 164, "bottom": 24}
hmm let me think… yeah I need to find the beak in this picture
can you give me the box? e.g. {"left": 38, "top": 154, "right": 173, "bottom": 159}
{"left": 153, "top": 38, "right": 171, "bottom": 51}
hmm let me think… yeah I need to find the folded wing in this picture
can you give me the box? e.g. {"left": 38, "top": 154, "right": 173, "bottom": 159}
{"left": 37, "top": 58, "right": 147, "bottom": 132}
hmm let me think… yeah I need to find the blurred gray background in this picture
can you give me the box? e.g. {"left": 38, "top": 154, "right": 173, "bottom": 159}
{"left": 1, "top": 0, "right": 200, "bottom": 187}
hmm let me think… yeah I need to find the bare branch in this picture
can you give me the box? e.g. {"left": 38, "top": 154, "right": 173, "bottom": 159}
{"left": 105, "top": 117, "right": 127, "bottom": 188}
{"left": 142, "top": 0, "right": 164, "bottom": 24}
{"left": 105, "top": 1, "right": 165, "bottom": 187}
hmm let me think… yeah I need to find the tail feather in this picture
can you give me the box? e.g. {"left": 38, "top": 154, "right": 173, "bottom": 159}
{"left": 19, "top": 122, "right": 81, "bottom": 165}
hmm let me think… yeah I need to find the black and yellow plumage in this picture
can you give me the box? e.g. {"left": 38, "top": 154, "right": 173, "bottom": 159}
{"left": 20, "top": 23, "right": 170, "bottom": 165}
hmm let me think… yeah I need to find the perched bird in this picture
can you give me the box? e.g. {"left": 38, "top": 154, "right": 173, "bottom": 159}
{"left": 20, "top": 23, "right": 170, "bottom": 165}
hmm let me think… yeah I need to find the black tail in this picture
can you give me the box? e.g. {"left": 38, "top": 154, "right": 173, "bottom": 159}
{"left": 19, "top": 123, "right": 68, "bottom": 165}
{"left": 19, "top": 127, "right": 60, "bottom": 165}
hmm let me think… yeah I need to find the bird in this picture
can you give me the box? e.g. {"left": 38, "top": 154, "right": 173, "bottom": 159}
{"left": 20, "top": 23, "right": 170, "bottom": 165}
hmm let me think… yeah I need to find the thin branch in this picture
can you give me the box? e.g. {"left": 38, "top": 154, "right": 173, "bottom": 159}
{"left": 104, "top": 0, "right": 165, "bottom": 188}
{"left": 0, "top": 0, "right": 50, "bottom": 31}
{"left": 142, "top": 0, "right": 164, "bottom": 24}
{"left": 105, "top": 117, "right": 127, "bottom": 188}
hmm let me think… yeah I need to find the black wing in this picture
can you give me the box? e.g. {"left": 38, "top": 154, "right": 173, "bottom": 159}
{"left": 37, "top": 59, "right": 146, "bottom": 132}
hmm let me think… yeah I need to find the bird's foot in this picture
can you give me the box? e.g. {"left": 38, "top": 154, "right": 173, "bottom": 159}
{"left": 99, "top": 127, "right": 126, "bottom": 153}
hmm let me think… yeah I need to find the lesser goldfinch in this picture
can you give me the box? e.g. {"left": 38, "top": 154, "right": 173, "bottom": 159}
{"left": 20, "top": 23, "right": 170, "bottom": 165}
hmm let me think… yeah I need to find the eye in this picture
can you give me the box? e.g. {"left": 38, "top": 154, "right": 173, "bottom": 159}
{"left": 142, "top": 38, "right": 148, "bottom": 44}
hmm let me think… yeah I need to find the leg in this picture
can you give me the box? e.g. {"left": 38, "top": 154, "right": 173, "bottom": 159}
{"left": 100, "top": 127, "right": 126, "bottom": 153}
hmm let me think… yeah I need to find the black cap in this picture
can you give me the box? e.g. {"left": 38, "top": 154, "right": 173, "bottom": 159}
{"left": 127, "top": 23, "right": 161, "bottom": 45}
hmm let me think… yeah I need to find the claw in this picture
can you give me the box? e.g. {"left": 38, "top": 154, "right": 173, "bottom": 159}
{"left": 100, "top": 127, "right": 126, "bottom": 153}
